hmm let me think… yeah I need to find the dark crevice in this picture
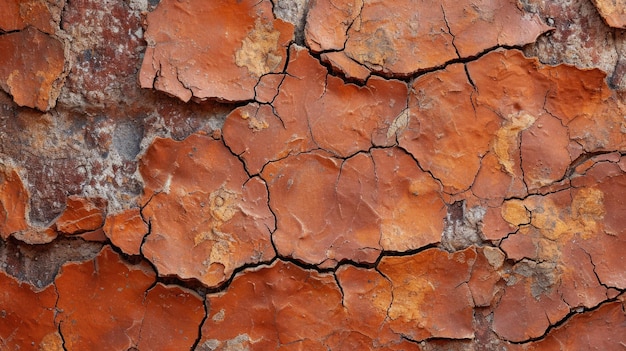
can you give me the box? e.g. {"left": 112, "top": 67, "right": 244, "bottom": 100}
{"left": 564, "top": 150, "right": 620, "bottom": 179}
{"left": 312, "top": 44, "right": 530, "bottom": 85}
{"left": 220, "top": 136, "right": 253, "bottom": 178}
{"left": 508, "top": 292, "right": 626, "bottom": 344}
{"left": 441, "top": 5, "right": 461, "bottom": 59}
{"left": 190, "top": 299, "right": 209, "bottom": 351}
{"left": 0, "top": 29, "right": 22, "bottom": 35}
{"left": 333, "top": 271, "right": 346, "bottom": 307}
{"left": 0, "top": 236, "right": 103, "bottom": 288}
{"left": 57, "top": 321, "right": 67, "bottom": 351}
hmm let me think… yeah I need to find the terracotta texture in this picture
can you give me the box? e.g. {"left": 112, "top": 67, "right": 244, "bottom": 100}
{"left": 139, "top": 0, "right": 294, "bottom": 102}
{"left": 55, "top": 246, "right": 204, "bottom": 350}
{"left": 1, "top": 0, "right": 625, "bottom": 349}
{"left": 197, "top": 260, "right": 420, "bottom": 350}
{"left": 0, "top": 167, "right": 29, "bottom": 239}
{"left": 0, "top": 0, "right": 57, "bottom": 34}
{"left": 305, "top": 0, "right": 550, "bottom": 76}
{"left": 55, "top": 196, "right": 106, "bottom": 235}
{"left": 591, "top": 0, "right": 626, "bottom": 28}
{"left": 0, "top": 27, "right": 65, "bottom": 111}
{"left": 0, "top": 271, "right": 60, "bottom": 350}
{"left": 102, "top": 208, "right": 147, "bottom": 255}
{"left": 139, "top": 134, "right": 275, "bottom": 287}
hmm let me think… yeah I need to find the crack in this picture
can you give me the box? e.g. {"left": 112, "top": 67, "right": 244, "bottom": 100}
{"left": 508, "top": 292, "right": 626, "bottom": 344}
{"left": 441, "top": 6, "right": 461, "bottom": 60}
{"left": 52, "top": 281, "right": 68, "bottom": 350}
{"left": 57, "top": 321, "right": 67, "bottom": 351}
{"left": 333, "top": 271, "right": 346, "bottom": 307}
{"left": 190, "top": 297, "right": 209, "bottom": 351}
{"left": 0, "top": 29, "right": 22, "bottom": 35}
{"left": 314, "top": 43, "right": 532, "bottom": 84}
{"left": 579, "top": 245, "right": 614, "bottom": 290}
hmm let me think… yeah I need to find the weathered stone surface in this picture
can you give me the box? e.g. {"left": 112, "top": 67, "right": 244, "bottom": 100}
{"left": 198, "top": 260, "right": 418, "bottom": 350}
{"left": 2, "top": 0, "right": 626, "bottom": 348}
{"left": 103, "top": 208, "right": 147, "bottom": 255}
{"left": 0, "top": 270, "right": 60, "bottom": 350}
{"left": 306, "top": 0, "right": 550, "bottom": 75}
{"left": 263, "top": 148, "right": 445, "bottom": 266}
{"left": 593, "top": 0, "right": 626, "bottom": 29}
{"left": 56, "top": 196, "right": 106, "bottom": 235}
{"left": 0, "top": 26, "right": 65, "bottom": 111}
{"left": 60, "top": 0, "right": 148, "bottom": 108}
{"left": 0, "top": 0, "right": 57, "bottom": 34}
{"left": 509, "top": 299, "right": 626, "bottom": 350}
{"left": 198, "top": 261, "right": 344, "bottom": 349}
{"left": 522, "top": 0, "right": 626, "bottom": 89}
{"left": 469, "top": 247, "right": 503, "bottom": 307}
{"left": 139, "top": 134, "right": 275, "bottom": 287}
{"left": 493, "top": 260, "right": 571, "bottom": 342}
{"left": 55, "top": 246, "right": 156, "bottom": 350}
{"left": 0, "top": 167, "right": 29, "bottom": 239}
{"left": 138, "top": 283, "right": 205, "bottom": 350}
{"left": 139, "top": 0, "right": 294, "bottom": 102}
{"left": 0, "top": 237, "right": 103, "bottom": 288}
{"left": 224, "top": 46, "right": 407, "bottom": 173}
{"left": 399, "top": 62, "right": 500, "bottom": 193}
{"left": 378, "top": 247, "right": 477, "bottom": 340}
{"left": 593, "top": 0, "right": 626, "bottom": 28}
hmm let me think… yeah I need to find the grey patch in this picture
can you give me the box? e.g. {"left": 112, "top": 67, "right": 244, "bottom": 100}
{"left": 272, "top": 0, "right": 309, "bottom": 45}
{"left": 196, "top": 339, "right": 220, "bottom": 351}
{"left": 513, "top": 260, "right": 559, "bottom": 299}
{"left": 441, "top": 201, "right": 487, "bottom": 251}
{"left": 113, "top": 120, "right": 144, "bottom": 160}
{"left": 196, "top": 335, "right": 251, "bottom": 351}
{"left": 0, "top": 237, "right": 104, "bottom": 288}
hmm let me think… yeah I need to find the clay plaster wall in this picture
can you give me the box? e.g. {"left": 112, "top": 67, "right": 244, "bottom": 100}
{"left": 0, "top": 0, "right": 625, "bottom": 350}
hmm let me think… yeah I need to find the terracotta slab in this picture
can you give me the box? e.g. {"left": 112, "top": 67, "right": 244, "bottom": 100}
{"left": 139, "top": 0, "right": 293, "bottom": 102}
{"left": 139, "top": 134, "right": 275, "bottom": 288}
{"left": 0, "top": 27, "right": 65, "bottom": 111}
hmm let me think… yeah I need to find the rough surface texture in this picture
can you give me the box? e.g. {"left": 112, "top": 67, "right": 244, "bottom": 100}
{"left": 0, "top": 0, "right": 625, "bottom": 349}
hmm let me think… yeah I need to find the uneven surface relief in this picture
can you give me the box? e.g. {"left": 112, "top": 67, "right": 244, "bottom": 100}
{"left": 0, "top": 0, "right": 625, "bottom": 350}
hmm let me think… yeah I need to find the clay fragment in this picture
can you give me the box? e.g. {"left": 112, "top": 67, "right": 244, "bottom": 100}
{"left": 399, "top": 62, "right": 500, "bottom": 193}
{"left": 263, "top": 148, "right": 445, "bottom": 266}
{"left": 378, "top": 247, "right": 477, "bottom": 340}
{"left": 139, "top": 134, "right": 275, "bottom": 288}
{"left": 224, "top": 46, "right": 407, "bottom": 173}
{"left": 590, "top": 0, "right": 626, "bottom": 28}
{"left": 103, "top": 208, "right": 148, "bottom": 255}
{"left": 0, "top": 167, "right": 29, "bottom": 239}
{"left": 0, "top": 26, "right": 65, "bottom": 111}
{"left": 0, "top": 271, "right": 59, "bottom": 350}
{"left": 55, "top": 247, "right": 156, "bottom": 350}
{"left": 0, "top": 0, "right": 56, "bottom": 34}
{"left": 138, "top": 283, "right": 205, "bottom": 350}
{"left": 305, "top": 0, "right": 550, "bottom": 75}
{"left": 56, "top": 196, "right": 106, "bottom": 235}
{"left": 139, "top": 0, "right": 294, "bottom": 102}
{"left": 508, "top": 299, "right": 626, "bottom": 351}
{"left": 198, "top": 260, "right": 417, "bottom": 350}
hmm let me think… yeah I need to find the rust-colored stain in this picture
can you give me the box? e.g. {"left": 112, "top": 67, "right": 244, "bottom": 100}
{"left": 0, "top": 0, "right": 625, "bottom": 350}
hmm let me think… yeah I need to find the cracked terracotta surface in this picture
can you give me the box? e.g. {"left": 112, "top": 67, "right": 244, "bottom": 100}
{"left": 139, "top": 0, "right": 294, "bottom": 102}
{"left": 139, "top": 134, "right": 275, "bottom": 288}
{"left": 0, "top": 26, "right": 65, "bottom": 111}
{"left": 1, "top": 0, "right": 626, "bottom": 349}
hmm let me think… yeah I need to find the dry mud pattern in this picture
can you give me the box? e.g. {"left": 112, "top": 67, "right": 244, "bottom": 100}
{"left": 0, "top": 0, "right": 625, "bottom": 350}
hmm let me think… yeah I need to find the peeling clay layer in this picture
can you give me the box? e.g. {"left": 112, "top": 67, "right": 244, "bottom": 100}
{"left": 1, "top": 0, "right": 626, "bottom": 350}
